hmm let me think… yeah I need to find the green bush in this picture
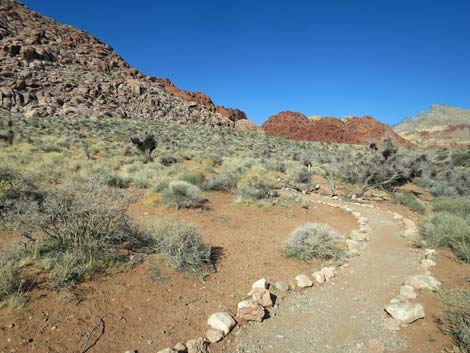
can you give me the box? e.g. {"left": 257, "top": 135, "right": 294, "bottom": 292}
{"left": 144, "top": 219, "right": 212, "bottom": 273}
{"left": 439, "top": 286, "right": 470, "bottom": 353}
{"left": 392, "top": 192, "right": 425, "bottom": 214}
{"left": 283, "top": 223, "right": 345, "bottom": 261}
{"left": 419, "top": 212, "right": 470, "bottom": 262}
{"left": 0, "top": 257, "right": 23, "bottom": 303}
{"left": 237, "top": 165, "right": 278, "bottom": 200}
{"left": 433, "top": 197, "right": 470, "bottom": 222}
{"left": 163, "top": 180, "right": 206, "bottom": 209}
{"left": 177, "top": 170, "right": 206, "bottom": 186}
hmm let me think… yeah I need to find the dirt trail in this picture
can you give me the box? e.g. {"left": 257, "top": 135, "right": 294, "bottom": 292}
{"left": 228, "top": 196, "right": 422, "bottom": 353}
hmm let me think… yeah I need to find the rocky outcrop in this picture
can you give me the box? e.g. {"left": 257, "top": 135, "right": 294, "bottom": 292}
{"left": 0, "top": 1, "right": 247, "bottom": 128}
{"left": 262, "top": 111, "right": 413, "bottom": 147}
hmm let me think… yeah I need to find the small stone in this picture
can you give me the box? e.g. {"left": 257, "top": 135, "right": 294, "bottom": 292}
{"left": 173, "top": 342, "right": 186, "bottom": 352}
{"left": 346, "top": 239, "right": 360, "bottom": 251}
{"left": 384, "top": 302, "right": 425, "bottom": 324}
{"left": 295, "top": 274, "right": 313, "bottom": 288}
{"left": 312, "top": 271, "right": 325, "bottom": 284}
{"left": 424, "top": 249, "right": 436, "bottom": 259}
{"left": 421, "top": 259, "right": 436, "bottom": 269}
{"left": 248, "top": 278, "right": 267, "bottom": 294}
{"left": 157, "top": 349, "right": 177, "bottom": 353}
{"left": 186, "top": 338, "right": 208, "bottom": 353}
{"left": 384, "top": 317, "right": 401, "bottom": 331}
{"left": 400, "top": 285, "right": 417, "bottom": 299}
{"left": 205, "top": 328, "right": 224, "bottom": 343}
{"left": 405, "top": 274, "right": 441, "bottom": 291}
{"left": 321, "top": 267, "right": 336, "bottom": 281}
{"left": 207, "top": 312, "right": 236, "bottom": 335}
{"left": 237, "top": 300, "right": 265, "bottom": 322}
{"left": 252, "top": 288, "right": 273, "bottom": 307}
{"left": 273, "top": 281, "right": 289, "bottom": 292}
{"left": 351, "top": 230, "right": 369, "bottom": 242}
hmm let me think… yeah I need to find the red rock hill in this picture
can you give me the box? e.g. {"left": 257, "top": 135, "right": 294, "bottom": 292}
{"left": 262, "top": 111, "right": 414, "bottom": 147}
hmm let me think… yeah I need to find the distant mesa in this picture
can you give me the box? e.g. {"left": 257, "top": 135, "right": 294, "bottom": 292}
{"left": 263, "top": 111, "right": 413, "bottom": 147}
{"left": 394, "top": 104, "right": 470, "bottom": 147}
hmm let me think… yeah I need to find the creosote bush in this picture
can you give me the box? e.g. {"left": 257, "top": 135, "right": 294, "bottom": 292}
{"left": 163, "top": 180, "right": 206, "bottom": 209}
{"left": 439, "top": 286, "right": 470, "bottom": 353}
{"left": 392, "top": 192, "right": 425, "bottom": 214}
{"left": 143, "top": 218, "right": 212, "bottom": 273}
{"left": 237, "top": 165, "right": 278, "bottom": 200}
{"left": 283, "top": 223, "right": 345, "bottom": 261}
{"left": 419, "top": 212, "right": 470, "bottom": 262}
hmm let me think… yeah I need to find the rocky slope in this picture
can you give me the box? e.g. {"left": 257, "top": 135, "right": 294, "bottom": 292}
{"left": 263, "top": 111, "right": 413, "bottom": 147}
{"left": 394, "top": 104, "right": 470, "bottom": 147}
{"left": 0, "top": 0, "right": 247, "bottom": 127}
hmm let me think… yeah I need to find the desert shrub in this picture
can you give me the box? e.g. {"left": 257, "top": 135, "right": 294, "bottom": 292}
{"left": 392, "top": 192, "right": 425, "bottom": 214}
{"left": 160, "top": 155, "right": 178, "bottom": 166}
{"left": 144, "top": 219, "right": 212, "bottom": 273}
{"left": 283, "top": 223, "right": 345, "bottom": 261}
{"left": 439, "top": 286, "right": 470, "bottom": 353}
{"left": 177, "top": 170, "right": 206, "bottom": 186}
{"left": 162, "top": 180, "right": 206, "bottom": 209}
{"left": 433, "top": 197, "right": 470, "bottom": 222}
{"left": 288, "top": 165, "right": 310, "bottom": 183}
{"left": 419, "top": 213, "right": 470, "bottom": 262}
{"left": 201, "top": 172, "right": 238, "bottom": 192}
{"left": 104, "top": 172, "right": 130, "bottom": 188}
{"left": 237, "top": 165, "right": 278, "bottom": 200}
{"left": 0, "top": 257, "right": 24, "bottom": 303}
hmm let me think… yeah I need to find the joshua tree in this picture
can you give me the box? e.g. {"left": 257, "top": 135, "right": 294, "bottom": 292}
{"left": 131, "top": 133, "right": 157, "bottom": 163}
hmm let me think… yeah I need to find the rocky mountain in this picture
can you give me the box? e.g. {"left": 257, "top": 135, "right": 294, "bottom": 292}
{"left": 263, "top": 111, "right": 414, "bottom": 147}
{"left": 0, "top": 0, "right": 248, "bottom": 127}
{"left": 394, "top": 104, "right": 470, "bottom": 147}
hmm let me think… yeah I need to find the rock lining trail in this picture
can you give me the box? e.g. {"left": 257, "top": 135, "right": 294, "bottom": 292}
{"left": 226, "top": 195, "right": 428, "bottom": 353}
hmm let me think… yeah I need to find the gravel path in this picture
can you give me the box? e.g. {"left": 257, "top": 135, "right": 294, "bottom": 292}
{"left": 226, "top": 197, "right": 421, "bottom": 353}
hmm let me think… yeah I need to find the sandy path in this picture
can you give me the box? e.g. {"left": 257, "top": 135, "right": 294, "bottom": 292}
{"left": 227, "top": 196, "right": 422, "bottom": 353}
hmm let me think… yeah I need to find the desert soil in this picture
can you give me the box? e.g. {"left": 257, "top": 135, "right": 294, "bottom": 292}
{"left": 225, "top": 194, "right": 470, "bottom": 353}
{"left": 0, "top": 192, "right": 356, "bottom": 353}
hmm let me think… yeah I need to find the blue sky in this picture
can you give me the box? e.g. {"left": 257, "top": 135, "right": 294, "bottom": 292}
{"left": 21, "top": 0, "right": 470, "bottom": 125}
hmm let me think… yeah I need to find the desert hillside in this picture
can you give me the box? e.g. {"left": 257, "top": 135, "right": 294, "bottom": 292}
{"left": 395, "top": 104, "right": 470, "bottom": 147}
{"left": 263, "top": 111, "right": 414, "bottom": 147}
{"left": 0, "top": 0, "right": 247, "bottom": 127}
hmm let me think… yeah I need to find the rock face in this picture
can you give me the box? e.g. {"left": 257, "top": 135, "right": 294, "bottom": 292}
{"left": 262, "top": 111, "right": 413, "bottom": 147}
{"left": 0, "top": 1, "right": 248, "bottom": 128}
{"left": 394, "top": 104, "right": 470, "bottom": 147}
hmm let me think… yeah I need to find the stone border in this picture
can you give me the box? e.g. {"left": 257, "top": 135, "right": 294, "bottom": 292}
{"left": 153, "top": 195, "right": 376, "bottom": 353}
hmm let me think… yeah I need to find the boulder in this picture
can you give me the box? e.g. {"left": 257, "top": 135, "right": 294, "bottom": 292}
{"left": 237, "top": 299, "right": 265, "bottom": 322}
{"left": 312, "top": 271, "right": 325, "bottom": 284}
{"left": 186, "top": 338, "right": 208, "bottom": 353}
{"left": 207, "top": 312, "right": 236, "bottom": 335}
{"left": 321, "top": 267, "right": 336, "bottom": 281}
{"left": 420, "top": 259, "right": 436, "bottom": 268}
{"left": 384, "top": 302, "right": 425, "bottom": 324}
{"left": 383, "top": 317, "right": 401, "bottom": 331}
{"left": 173, "top": 343, "right": 187, "bottom": 352}
{"left": 252, "top": 287, "right": 273, "bottom": 307}
{"left": 205, "top": 328, "right": 224, "bottom": 343}
{"left": 400, "top": 285, "right": 417, "bottom": 299}
{"left": 273, "top": 281, "right": 289, "bottom": 292}
{"left": 404, "top": 275, "right": 441, "bottom": 291}
{"left": 248, "top": 278, "right": 267, "bottom": 294}
{"left": 295, "top": 274, "right": 313, "bottom": 288}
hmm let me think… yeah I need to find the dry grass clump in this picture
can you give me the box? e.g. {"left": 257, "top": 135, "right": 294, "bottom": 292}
{"left": 162, "top": 180, "right": 206, "bottom": 209}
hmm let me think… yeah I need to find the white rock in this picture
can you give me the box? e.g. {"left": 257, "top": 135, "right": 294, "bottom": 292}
{"left": 393, "top": 213, "right": 403, "bottom": 220}
{"left": 207, "top": 312, "right": 236, "bottom": 335}
{"left": 352, "top": 211, "right": 361, "bottom": 218}
{"left": 421, "top": 259, "right": 436, "bottom": 269}
{"left": 237, "top": 299, "right": 265, "bottom": 321}
{"left": 186, "top": 338, "right": 208, "bottom": 353}
{"left": 321, "top": 266, "right": 336, "bottom": 281}
{"left": 273, "top": 281, "right": 289, "bottom": 292}
{"left": 312, "top": 271, "right": 325, "bottom": 284}
{"left": 351, "top": 230, "right": 369, "bottom": 242}
{"left": 358, "top": 217, "right": 368, "bottom": 225}
{"left": 248, "top": 278, "right": 267, "bottom": 294}
{"left": 400, "top": 285, "right": 417, "bottom": 299}
{"left": 157, "top": 349, "right": 178, "bottom": 353}
{"left": 384, "top": 302, "right": 425, "bottom": 323}
{"left": 205, "top": 328, "right": 224, "bottom": 343}
{"left": 405, "top": 275, "right": 441, "bottom": 291}
{"left": 424, "top": 249, "right": 436, "bottom": 258}
{"left": 383, "top": 317, "right": 401, "bottom": 331}
{"left": 295, "top": 274, "right": 313, "bottom": 288}
{"left": 346, "top": 239, "right": 360, "bottom": 251}
{"left": 402, "top": 227, "right": 418, "bottom": 240}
